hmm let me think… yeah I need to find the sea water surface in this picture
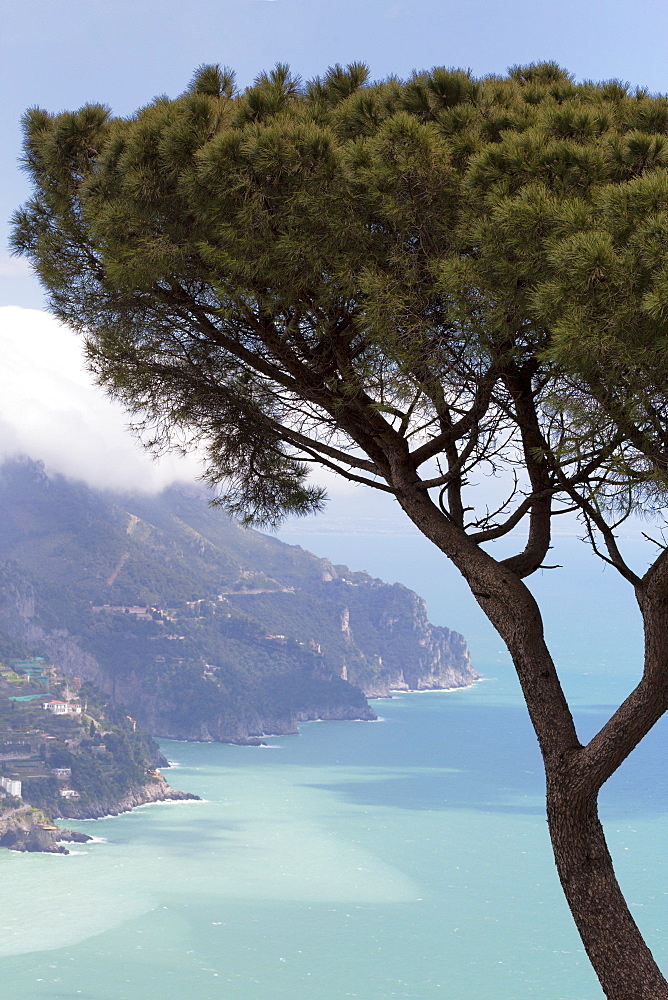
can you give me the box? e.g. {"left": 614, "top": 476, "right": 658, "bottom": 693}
{"left": 3, "top": 535, "right": 668, "bottom": 999}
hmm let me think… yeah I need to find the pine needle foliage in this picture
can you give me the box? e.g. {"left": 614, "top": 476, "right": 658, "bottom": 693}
{"left": 13, "top": 60, "right": 668, "bottom": 524}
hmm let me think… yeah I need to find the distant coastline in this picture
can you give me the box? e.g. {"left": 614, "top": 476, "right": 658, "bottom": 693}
{"left": 386, "top": 676, "right": 483, "bottom": 695}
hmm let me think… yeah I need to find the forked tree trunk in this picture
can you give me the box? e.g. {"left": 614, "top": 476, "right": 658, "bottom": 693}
{"left": 396, "top": 486, "right": 668, "bottom": 999}
{"left": 546, "top": 773, "right": 668, "bottom": 1000}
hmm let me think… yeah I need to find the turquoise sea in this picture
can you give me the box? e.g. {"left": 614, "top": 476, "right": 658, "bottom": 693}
{"left": 3, "top": 532, "right": 668, "bottom": 999}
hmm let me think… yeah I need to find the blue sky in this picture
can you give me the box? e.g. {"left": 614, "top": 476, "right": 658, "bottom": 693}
{"left": 1, "top": 0, "right": 667, "bottom": 590}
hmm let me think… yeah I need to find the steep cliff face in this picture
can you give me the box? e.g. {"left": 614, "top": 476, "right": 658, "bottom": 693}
{"left": 358, "top": 623, "right": 474, "bottom": 697}
{"left": 0, "top": 458, "right": 477, "bottom": 743}
{"left": 227, "top": 579, "right": 478, "bottom": 699}
{"left": 358, "top": 592, "right": 474, "bottom": 696}
{"left": 0, "top": 566, "right": 38, "bottom": 649}
{"left": 55, "top": 775, "right": 199, "bottom": 820}
{"left": 0, "top": 805, "right": 66, "bottom": 853}
{"left": 0, "top": 566, "right": 113, "bottom": 697}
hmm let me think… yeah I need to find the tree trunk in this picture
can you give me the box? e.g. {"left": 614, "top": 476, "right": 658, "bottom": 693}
{"left": 394, "top": 484, "right": 668, "bottom": 998}
{"left": 546, "top": 775, "right": 668, "bottom": 1000}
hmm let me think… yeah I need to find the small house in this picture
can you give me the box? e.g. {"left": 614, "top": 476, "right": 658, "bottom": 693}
{"left": 42, "top": 700, "right": 82, "bottom": 715}
{"left": 59, "top": 788, "right": 80, "bottom": 799}
{"left": 43, "top": 700, "right": 69, "bottom": 714}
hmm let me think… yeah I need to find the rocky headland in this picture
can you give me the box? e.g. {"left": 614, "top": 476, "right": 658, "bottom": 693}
{"left": 57, "top": 773, "right": 200, "bottom": 821}
{"left": 0, "top": 773, "right": 199, "bottom": 853}
{"left": 0, "top": 804, "right": 69, "bottom": 853}
{"left": 0, "top": 458, "right": 477, "bottom": 745}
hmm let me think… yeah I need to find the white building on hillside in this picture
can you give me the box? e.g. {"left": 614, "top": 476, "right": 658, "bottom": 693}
{"left": 0, "top": 775, "right": 22, "bottom": 796}
{"left": 43, "top": 700, "right": 82, "bottom": 715}
{"left": 43, "top": 700, "right": 68, "bottom": 714}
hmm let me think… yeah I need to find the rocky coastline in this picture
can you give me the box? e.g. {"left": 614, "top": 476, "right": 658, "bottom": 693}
{"left": 0, "top": 775, "right": 200, "bottom": 854}
{"left": 0, "top": 459, "right": 479, "bottom": 747}
{"left": 56, "top": 773, "right": 200, "bottom": 821}
{"left": 0, "top": 805, "right": 86, "bottom": 854}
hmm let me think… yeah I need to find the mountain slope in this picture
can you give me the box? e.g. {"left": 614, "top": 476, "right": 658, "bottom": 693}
{"left": 0, "top": 457, "right": 477, "bottom": 741}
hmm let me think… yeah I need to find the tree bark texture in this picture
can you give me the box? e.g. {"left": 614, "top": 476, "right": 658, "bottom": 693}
{"left": 547, "top": 781, "right": 668, "bottom": 1000}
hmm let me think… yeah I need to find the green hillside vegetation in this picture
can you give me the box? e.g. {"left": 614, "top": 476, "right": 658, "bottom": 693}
{"left": 0, "top": 658, "right": 168, "bottom": 820}
{"left": 0, "top": 458, "right": 475, "bottom": 741}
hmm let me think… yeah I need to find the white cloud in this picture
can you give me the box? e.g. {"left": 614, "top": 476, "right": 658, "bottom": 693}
{"left": 0, "top": 305, "right": 205, "bottom": 492}
{"left": 0, "top": 305, "right": 376, "bottom": 506}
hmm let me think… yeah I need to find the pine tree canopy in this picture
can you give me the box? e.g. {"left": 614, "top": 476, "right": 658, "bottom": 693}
{"left": 13, "top": 60, "right": 668, "bottom": 535}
